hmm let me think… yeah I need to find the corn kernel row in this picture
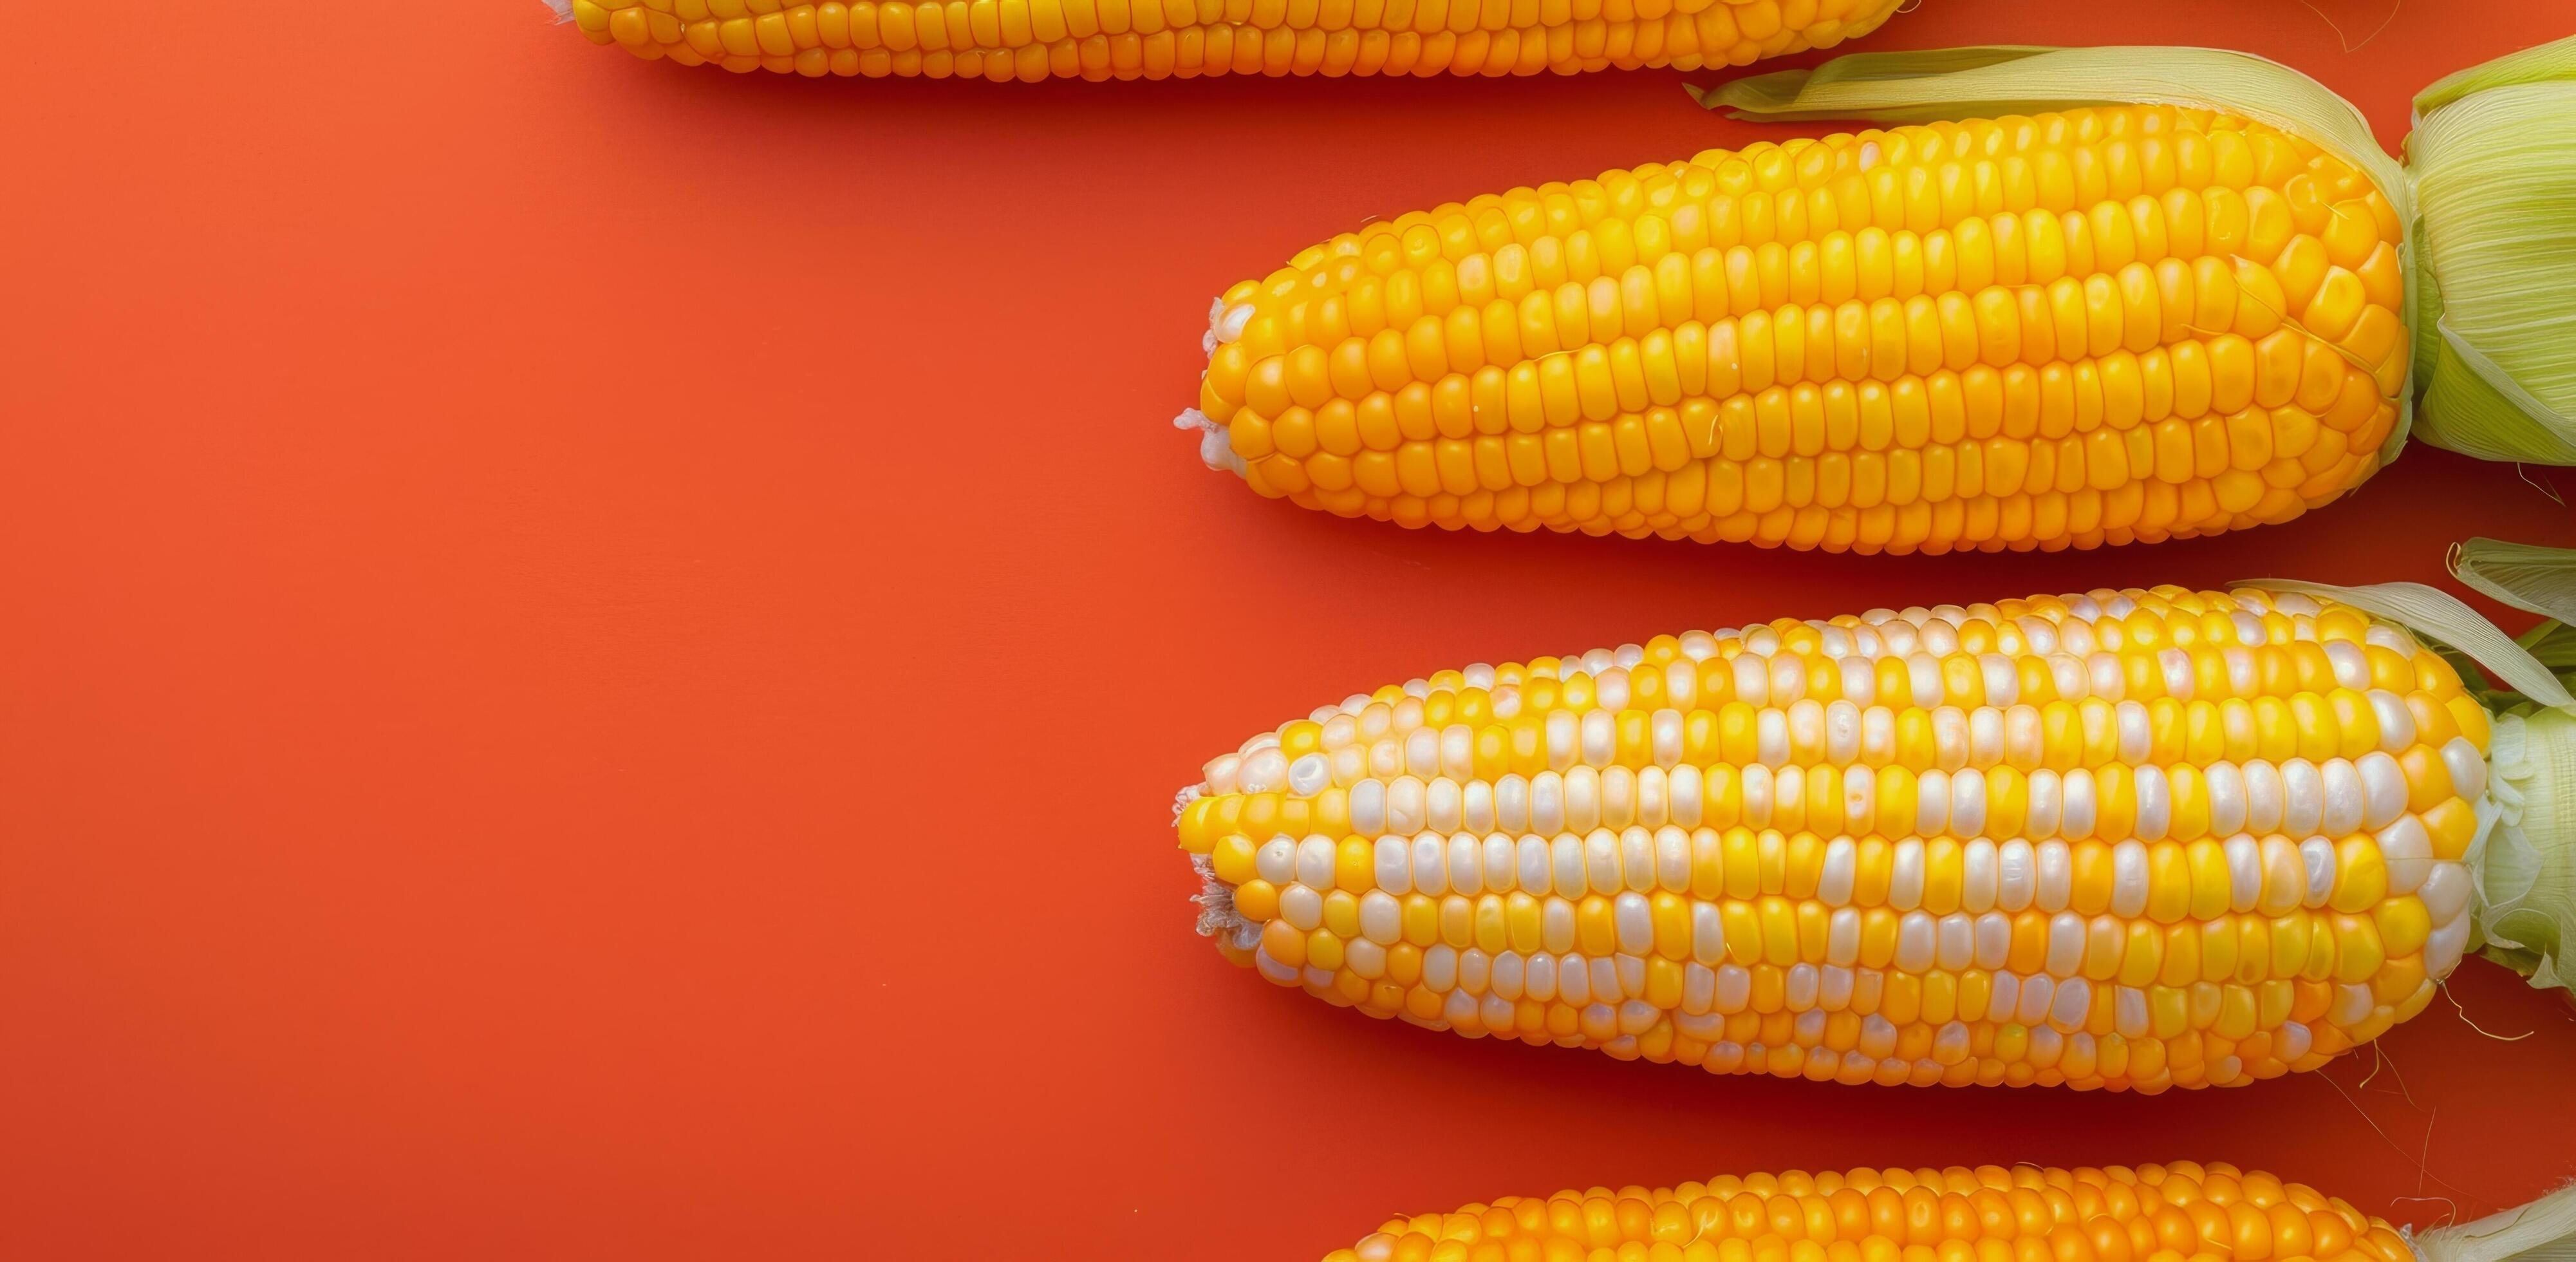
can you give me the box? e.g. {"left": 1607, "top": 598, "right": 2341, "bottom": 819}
{"left": 563, "top": 0, "right": 1901, "bottom": 79}
{"left": 1325, "top": 1163, "right": 2413, "bottom": 1262}
{"left": 1178, "top": 587, "right": 2492, "bottom": 1089}
{"left": 1186, "top": 106, "right": 2410, "bottom": 552}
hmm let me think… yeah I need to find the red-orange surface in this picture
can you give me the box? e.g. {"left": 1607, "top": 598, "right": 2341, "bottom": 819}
{"left": 5, "top": 1, "right": 2576, "bottom": 1257}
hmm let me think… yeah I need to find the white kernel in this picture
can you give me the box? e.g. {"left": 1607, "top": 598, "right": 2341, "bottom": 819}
{"left": 2444, "top": 737, "right": 2489, "bottom": 803}
{"left": 1785, "top": 963, "right": 1820, "bottom": 1010}
{"left": 2282, "top": 760, "right": 2324, "bottom": 837}
{"left": 2320, "top": 759, "right": 2366, "bottom": 836}
{"left": 1826, "top": 907, "right": 1861, "bottom": 966}
{"left": 1517, "top": 835, "right": 1551, "bottom": 894}
{"left": 1495, "top": 775, "right": 1529, "bottom": 833}
{"left": 1255, "top": 836, "right": 1298, "bottom": 885}
{"left": 2038, "top": 912, "right": 2083, "bottom": 981}
{"left": 2206, "top": 762, "right": 2247, "bottom": 836}
{"left": 2244, "top": 760, "right": 2285, "bottom": 834}
{"left": 1917, "top": 769, "right": 1951, "bottom": 838}
{"left": 1961, "top": 838, "right": 1997, "bottom": 912}
{"left": 1890, "top": 840, "right": 1926, "bottom": 911}
{"left": 2426, "top": 917, "right": 2472, "bottom": 977}
{"left": 2371, "top": 691, "right": 2418, "bottom": 751}
{"left": 1423, "top": 945, "right": 1457, "bottom": 992}
{"left": 2160, "top": 648, "right": 2194, "bottom": 701}
{"left": 1295, "top": 836, "right": 1337, "bottom": 889}
{"left": 1359, "top": 891, "right": 1402, "bottom": 944}
{"left": 2019, "top": 974, "right": 2056, "bottom": 1024}
{"left": 1936, "top": 912, "right": 1974, "bottom": 972}
{"left": 1380, "top": 777, "right": 1424, "bottom": 835}
{"left": 1530, "top": 773, "right": 1564, "bottom": 835}
{"left": 1681, "top": 961, "right": 1719, "bottom": 1013}
{"left": 2376, "top": 816, "right": 2432, "bottom": 896}
{"left": 1459, "top": 948, "right": 1491, "bottom": 995}
{"left": 1947, "top": 768, "right": 1988, "bottom": 840}
{"left": 1550, "top": 835, "right": 1585, "bottom": 898}
{"left": 1594, "top": 956, "right": 1626, "bottom": 1003}
{"left": 1619, "top": 826, "right": 1656, "bottom": 893}
{"left": 2026, "top": 768, "right": 2064, "bottom": 839}
{"left": 1525, "top": 952, "right": 1559, "bottom": 1003}
{"left": 1410, "top": 833, "right": 1447, "bottom": 896}
{"left": 2060, "top": 771, "right": 2096, "bottom": 841}
{"left": 1987, "top": 970, "right": 2021, "bottom": 1022}
{"left": 1974, "top": 912, "right": 2011, "bottom": 970}
{"left": 1655, "top": 826, "right": 1691, "bottom": 891}
{"left": 2115, "top": 701, "right": 2152, "bottom": 764}
{"left": 1552, "top": 945, "right": 1586, "bottom": 1001}
{"left": 2111, "top": 842, "right": 2150, "bottom": 917}
{"left": 2419, "top": 858, "right": 2473, "bottom": 924}
{"left": 1584, "top": 829, "right": 1621, "bottom": 894}
{"left": 1895, "top": 912, "right": 1936, "bottom": 973}
{"left": 1374, "top": 836, "right": 1412, "bottom": 895}
{"left": 2051, "top": 976, "right": 2092, "bottom": 1032}
{"left": 1997, "top": 838, "right": 2037, "bottom": 911}
{"left": 1447, "top": 833, "right": 1483, "bottom": 896}
{"left": 1563, "top": 767, "right": 1601, "bottom": 832}
{"left": 1280, "top": 884, "right": 1323, "bottom": 931}
{"left": 1713, "top": 964, "right": 1752, "bottom": 1014}
{"left": 2133, "top": 766, "right": 2169, "bottom": 842}
{"left": 2301, "top": 836, "right": 2338, "bottom": 909}
{"left": 1464, "top": 781, "right": 1495, "bottom": 833}
{"left": 1614, "top": 892, "right": 1654, "bottom": 954}
{"left": 1238, "top": 748, "right": 1287, "bottom": 794}
{"left": 1287, "top": 753, "right": 1330, "bottom": 796}
{"left": 2357, "top": 752, "right": 2409, "bottom": 830}
{"left": 2226, "top": 834, "right": 2264, "bottom": 913}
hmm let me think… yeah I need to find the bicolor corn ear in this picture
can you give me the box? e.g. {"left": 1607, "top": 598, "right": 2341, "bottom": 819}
{"left": 2407, "top": 36, "right": 2576, "bottom": 464}
{"left": 1179, "top": 588, "right": 2499, "bottom": 1088}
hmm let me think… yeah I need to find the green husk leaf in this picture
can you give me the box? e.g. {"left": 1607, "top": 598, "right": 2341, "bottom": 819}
{"left": 2453, "top": 536, "right": 2576, "bottom": 625}
{"left": 2405, "top": 37, "right": 2576, "bottom": 464}
{"left": 2480, "top": 704, "right": 2576, "bottom": 990}
{"left": 2416, "top": 1183, "right": 2576, "bottom": 1262}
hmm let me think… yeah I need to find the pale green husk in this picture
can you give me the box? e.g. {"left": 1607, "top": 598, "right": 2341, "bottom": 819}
{"left": 1703, "top": 37, "right": 2576, "bottom": 467}
{"left": 2452, "top": 535, "right": 2576, "bottom": 623}
{"left": 2407, "top": 39, "right": 2576, "bottom": 464}
{"left": 2241, "top": 542, "right": 2576, "bottom": 994}
{"left": 2418, "top": 1183, "right": 2576, "bottom": 1262}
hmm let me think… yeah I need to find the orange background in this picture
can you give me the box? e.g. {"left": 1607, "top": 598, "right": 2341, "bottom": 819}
{"left": 6, "top": 1, "right": 2576, "bottom": 1257}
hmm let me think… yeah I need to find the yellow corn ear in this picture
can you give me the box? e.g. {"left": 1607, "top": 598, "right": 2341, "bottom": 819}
{"left": 555, "top": 0, "right": 1906, "bottom": 81}
{"left": 1177, "top": 585, "right": 2492, "bottom": 1090}
{"left": 1322, "top": 1162, "right": 2432, "bottom": 1262}
{"left": 1183, "top": 104, "right": 2409, "bottom": 553}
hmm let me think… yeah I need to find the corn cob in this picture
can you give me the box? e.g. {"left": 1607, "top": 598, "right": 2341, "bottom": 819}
{"left": 1179, "top": 40, "right": 2576, "bottom": 552}
{"left": 1181, "top": 104, "right": 2407, "bottom": 553}
{"left": 1175, "top": 584, "right": 2501, "bottom": 1091}
{"left": 1318, "top": 1162, "right": 2576, "bottom": 1262}
{"left": 551, "top": 0, "right": 1905, "bottom": 80}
